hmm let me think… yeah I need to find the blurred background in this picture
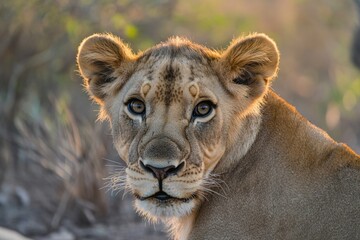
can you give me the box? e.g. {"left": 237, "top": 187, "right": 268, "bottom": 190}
{"left": 0, "top": 0, "right": 359, "bottom": 239}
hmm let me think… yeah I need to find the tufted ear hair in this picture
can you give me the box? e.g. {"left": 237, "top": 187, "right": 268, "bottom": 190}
{"left": 77, "top": 33, "right": 135, "bottom": 104}
{"left": 219, "top": 33, "right": 279, "bottom": 99}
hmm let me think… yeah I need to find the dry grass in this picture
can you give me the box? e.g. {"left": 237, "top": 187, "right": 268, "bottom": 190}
{"left": 15, "top": 98, "right": 108, "bottom": 228}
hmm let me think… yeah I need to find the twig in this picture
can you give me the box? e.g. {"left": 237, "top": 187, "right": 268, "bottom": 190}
{"left": 51, "top": 191, "right": 71, "bottom": 229}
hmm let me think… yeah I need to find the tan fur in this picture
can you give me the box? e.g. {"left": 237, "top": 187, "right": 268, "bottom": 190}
{"left": 77, "top": 33, "right": 360, "bottom": 239}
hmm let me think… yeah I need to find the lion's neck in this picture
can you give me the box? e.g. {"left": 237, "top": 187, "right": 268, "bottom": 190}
{"left": 214, "top": 100, "right": 263, "bottom": 174}
{"left": 167, "top": 212, "right": 197, "bottom": 240}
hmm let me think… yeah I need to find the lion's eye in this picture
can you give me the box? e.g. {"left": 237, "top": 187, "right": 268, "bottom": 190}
{"left": 128, "top": 99, "right": 145, "bottom": 115}
{"left": 193, "top": 101, "right": 214, "bottom": 118}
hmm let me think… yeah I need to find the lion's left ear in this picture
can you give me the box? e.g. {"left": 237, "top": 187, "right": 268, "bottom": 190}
{"left": 77, "top": 33, "right": 135, "bottom": 104}
{"left": 219, "top": 33, "right": 279, "bottom": 99}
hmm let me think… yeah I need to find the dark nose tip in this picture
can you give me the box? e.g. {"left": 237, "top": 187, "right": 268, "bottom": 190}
{"left": 140, "top": 161, "right": 185, "bottom": 181}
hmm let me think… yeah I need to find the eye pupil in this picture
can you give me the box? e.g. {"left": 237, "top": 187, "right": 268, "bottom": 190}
{"left": 128, "top": 99, "right": 145, "bottom": 115}
{"left": 193, "top": 101, "right": 214, "bottom": 117}
{"left": 198, "top": 104, "right": 209, "bottom": 114}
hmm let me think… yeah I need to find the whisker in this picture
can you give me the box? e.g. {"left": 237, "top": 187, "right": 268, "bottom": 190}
{"left": 198, "top": 172, "right": 230, "bottom": 200}
{"left": 101, "top": 165, "right": 128, "bottom": 198}
{"left": 105, "top": 164, "right": 126, "bottom": 170}
{"left": 205, "top": 180, "right": 228, "bottom": 196}
{"left": 103, "top": 158, "right": 124, "bottom": 166}
{"left": 122, "top": 188, "right": 131, "bottom": 200}
{"left": 197, "top": 191, "right": 209, "bottom": 201}
{"left": 114, "top": 188, "right": 123, "bottom": 196}
{"left": 201, "top": 187, "right": 228, "bottom": 199}
{"left": 207, "top": 173, "right": 230, "bottom": 190}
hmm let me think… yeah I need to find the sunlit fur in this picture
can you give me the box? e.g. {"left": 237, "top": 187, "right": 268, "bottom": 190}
{"left": 78, "top": 33, "right": 360, "bottom": 240}
{"left": 78, "top": 32, "right": 279, "bottom": 239}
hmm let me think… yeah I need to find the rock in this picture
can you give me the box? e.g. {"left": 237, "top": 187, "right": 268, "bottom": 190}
{"left": 14, "top": 186, "right": 31, "bottom": 206}
{"left": 38, "top": 228, "right": 74, "bottom": 240}
{"left": 70, "top": 224, "right": 109, "bottom": 239}
{"left": 17, "top": 220, "right": 48, "bottom": 236}
{"left": 0, "top": 227, "right": 32, "bottom": 240}
{"left": 0, "top": 185, "right": 30, "bottom": 207}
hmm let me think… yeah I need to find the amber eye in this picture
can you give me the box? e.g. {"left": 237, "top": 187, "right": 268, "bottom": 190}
{"left": 127, "top": 99, "right": 145, "bottom": 115}
{"left": 193, "top": 101, "right": 214, "bottom": 118}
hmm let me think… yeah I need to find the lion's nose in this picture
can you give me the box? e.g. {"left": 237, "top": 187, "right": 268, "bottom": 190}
{"left": 142, "top": 138, "right": 181, "bottom": 163}
{"left": 140, "top": 161, "right": 185, "bottom": 181}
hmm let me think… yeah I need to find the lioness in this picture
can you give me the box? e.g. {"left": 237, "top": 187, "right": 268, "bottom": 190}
{"left": 77, "top": 33, "right": 360, "bottom": 239}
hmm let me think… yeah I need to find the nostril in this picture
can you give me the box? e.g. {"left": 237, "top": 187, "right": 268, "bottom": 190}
{"left": 140, "top": 160, "right": 153, "bottom": 173}
{"left": 139, "top": 160, "right": 185, "bottom": 180}
{"left": 166, "top": 161, "right": 185, "bottom": 176}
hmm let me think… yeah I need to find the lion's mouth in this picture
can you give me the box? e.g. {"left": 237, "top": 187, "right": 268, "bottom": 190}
{"left": 134, "top": 191, "right": 197, "bottom": 203}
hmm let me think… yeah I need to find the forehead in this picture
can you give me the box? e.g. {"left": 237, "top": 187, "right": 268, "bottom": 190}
{"left": 136, "top": 42, "right": 217, "bottom": 85}
{"left": 137, "top": 42, "right": 215, "bottom": 78}
{"left": 121, "top": 40, "right": 223, "bottom": 105}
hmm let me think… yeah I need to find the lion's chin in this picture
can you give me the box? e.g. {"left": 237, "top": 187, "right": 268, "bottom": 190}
{"left": 134, "top": 196, "right": 197, "bottom": 219}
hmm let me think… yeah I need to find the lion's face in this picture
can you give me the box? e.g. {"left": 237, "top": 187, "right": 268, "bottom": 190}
{"left": 77, "top": 34, "right": 279, "bottom": 219}
{"left": 112, "top": 55, "right": 228, "bottom": 218}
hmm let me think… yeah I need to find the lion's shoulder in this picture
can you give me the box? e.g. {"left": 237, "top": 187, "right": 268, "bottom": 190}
{"left": 256, "top": 91, "right": 360, "bottom": 170}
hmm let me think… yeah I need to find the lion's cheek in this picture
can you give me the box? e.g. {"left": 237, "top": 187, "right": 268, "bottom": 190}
{"left": 113, "top": 138, "right": 130, "bottom": 163}
{"left": 163, "top": 177, "right": 203, "bottom": 198}
{"left": 126, "top": 169, "right": 158, "bottom": 196}
{"left": 201, "top": 143, "right": 226, "bottom": 175}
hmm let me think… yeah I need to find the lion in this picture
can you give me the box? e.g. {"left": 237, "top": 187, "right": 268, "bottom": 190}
{"left": 77, "top": 33, "right": 360, "bottom": 240}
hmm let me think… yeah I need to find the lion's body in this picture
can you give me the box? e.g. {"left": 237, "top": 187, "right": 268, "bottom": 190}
{"left": 187, "top": 91, "right": 360, "bottom": 239}
{"left": 77, "top": 33, "right": 360, "bottom": 240}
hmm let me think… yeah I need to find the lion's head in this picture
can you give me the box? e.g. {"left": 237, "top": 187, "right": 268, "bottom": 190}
{"left": 77, "top": 33, "right": 279, "bottom": 219}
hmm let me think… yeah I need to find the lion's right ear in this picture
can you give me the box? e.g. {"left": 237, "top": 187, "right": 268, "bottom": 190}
{"left": 218, "top": 33, "right": 279, "bottom": 100}
{"left": 77, "top": 33, "right": 135, "bottom": 104}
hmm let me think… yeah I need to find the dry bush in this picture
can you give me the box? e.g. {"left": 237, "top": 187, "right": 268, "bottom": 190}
{"left": 15, "top": 98, "right": 108, "bottom": 228}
